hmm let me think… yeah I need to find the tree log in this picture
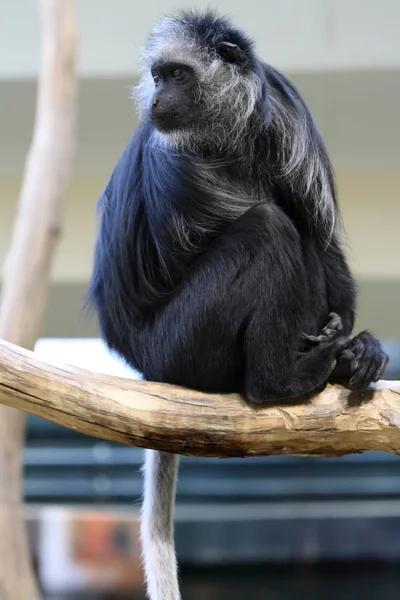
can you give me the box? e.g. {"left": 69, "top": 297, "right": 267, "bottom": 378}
{"left": 0, "top": 1, "right": 77, "bottom": 598}
{"left": 0, "top": 339, "right": 399, "bottom": 458}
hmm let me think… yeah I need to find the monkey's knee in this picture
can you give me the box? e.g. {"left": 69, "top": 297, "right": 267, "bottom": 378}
{"left": 229, "top": 203, "right": 302, "bottom": 259}
{"left": 240, "top": 202, "right": 299, "bottom": 230}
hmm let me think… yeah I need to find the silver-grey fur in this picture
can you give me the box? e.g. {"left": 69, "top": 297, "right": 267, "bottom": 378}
{"left": 141, "top": 450, "right": 180, "bottom": 600}
{"left": 267, "top": 91, "right": 337, "bottom": 238}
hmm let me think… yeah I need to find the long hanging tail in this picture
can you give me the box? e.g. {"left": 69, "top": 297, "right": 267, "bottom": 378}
{"left": 140, "top": 449, "right": 181, "bottom": 600}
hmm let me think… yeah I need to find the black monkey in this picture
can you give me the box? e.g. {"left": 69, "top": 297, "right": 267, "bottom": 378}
{"left": 87, "top": 10, "right": 388, "bottom": 599}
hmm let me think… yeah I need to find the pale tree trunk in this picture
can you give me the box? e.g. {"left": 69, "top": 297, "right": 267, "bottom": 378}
{"left": 0, "top": 1, "right": 77, "bottom": 598}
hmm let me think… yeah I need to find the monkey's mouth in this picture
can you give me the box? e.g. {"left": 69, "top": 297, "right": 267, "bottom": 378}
{"left": 151, "top": 111, "right": 192, "bottom": 132}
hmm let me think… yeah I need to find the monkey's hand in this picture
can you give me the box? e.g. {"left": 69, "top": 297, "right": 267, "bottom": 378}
{"left": 333, "top": 331, "right": 389, "bottom": 392}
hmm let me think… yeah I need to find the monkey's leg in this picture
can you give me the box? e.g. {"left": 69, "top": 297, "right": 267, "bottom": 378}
{"left": 141, "top": 449, "right": 181, "bottom": 600}
{"left": 145, "top": 202, "right": 347, "bottom": 402}
{"left": 245, "top": 325, "right": 349, "bottom": 402}
{"left": 236, "top": 208, "right": 350, "bottom": 403}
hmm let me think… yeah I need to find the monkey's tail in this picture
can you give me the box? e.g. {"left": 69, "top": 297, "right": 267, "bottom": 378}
{"left": 140, "top": 449, "right": 181, "bottom": 600}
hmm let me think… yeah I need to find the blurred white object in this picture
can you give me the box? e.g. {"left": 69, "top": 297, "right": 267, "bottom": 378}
{"left": 34, "top": 337, "right": 142, "bottom": 380}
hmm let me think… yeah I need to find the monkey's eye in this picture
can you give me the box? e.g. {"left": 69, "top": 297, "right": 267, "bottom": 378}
{"left": 153, "top": 75, "right": 160, "bottom": 86}
{"left": 172, "top": 68, "right": 185, "bottom": 81}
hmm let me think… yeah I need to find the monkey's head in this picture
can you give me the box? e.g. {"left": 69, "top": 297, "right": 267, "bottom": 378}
{"left": 134, "top": 10, "right": 264, "bottom": 152}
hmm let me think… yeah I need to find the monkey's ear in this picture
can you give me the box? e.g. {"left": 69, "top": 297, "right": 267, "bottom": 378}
{"left": 216, "top": 41, "right": 248, "bottom": 66}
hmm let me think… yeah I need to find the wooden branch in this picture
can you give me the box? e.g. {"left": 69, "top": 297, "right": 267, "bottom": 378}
{"left": 0, "top": 339, "right": 399, "bottom": 458}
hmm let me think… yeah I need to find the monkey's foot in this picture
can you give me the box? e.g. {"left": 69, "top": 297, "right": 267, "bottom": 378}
{"left": 300, "top": 312, "right": 343, "bottom": 346}
{"left": 338, "top": 331, "right": 389, "bottom": 392}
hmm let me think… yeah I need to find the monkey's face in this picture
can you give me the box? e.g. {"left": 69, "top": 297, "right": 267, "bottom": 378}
{"left": 141, "top": 54, "right": 260, "bottom": 152}
{"left": 149, "top": 62, "right": 199, "bottom": 132}
{"left": 134, "top": 12, "right": 264, "bottom": 153}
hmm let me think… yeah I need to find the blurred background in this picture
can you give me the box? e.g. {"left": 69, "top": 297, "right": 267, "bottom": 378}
{"left": 1, "top": 0, "right": 400, "bottom": 598}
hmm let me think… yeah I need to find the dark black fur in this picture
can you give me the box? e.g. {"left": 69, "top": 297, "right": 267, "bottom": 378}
{"left": 87, "top": 12, "right": 388, "bottom": 401}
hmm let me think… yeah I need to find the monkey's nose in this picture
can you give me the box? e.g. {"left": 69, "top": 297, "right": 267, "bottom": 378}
{"left": 152, "top": 98, "right": 159, "bottom": 109}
